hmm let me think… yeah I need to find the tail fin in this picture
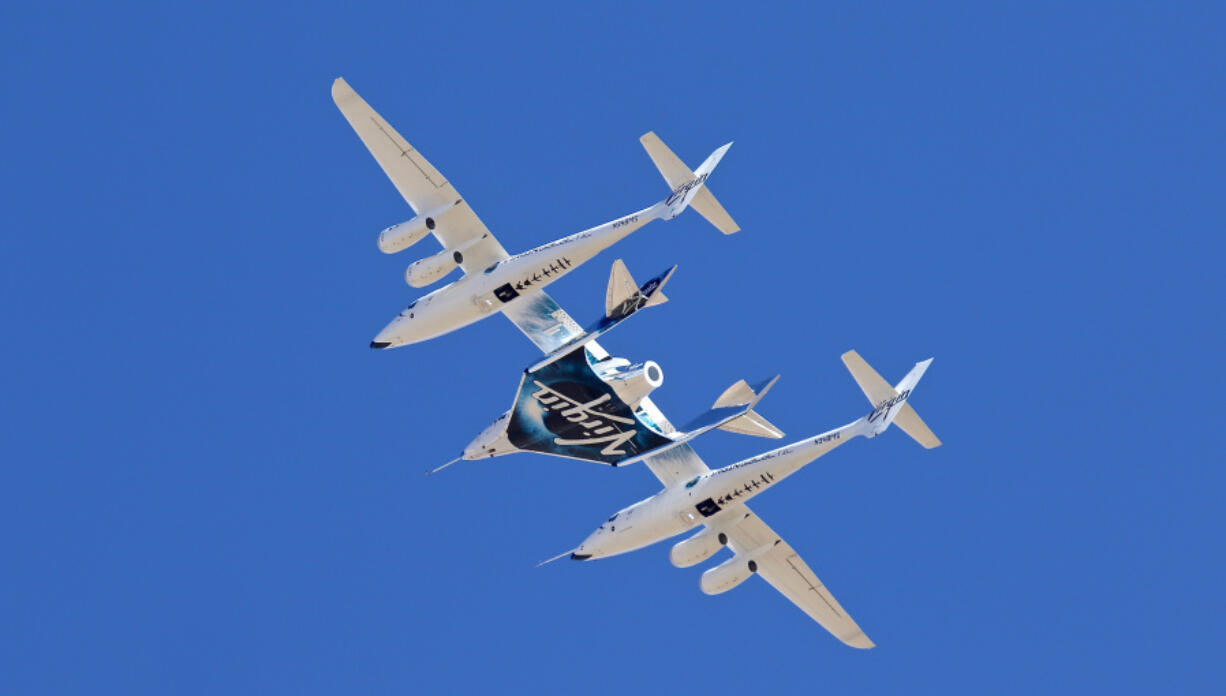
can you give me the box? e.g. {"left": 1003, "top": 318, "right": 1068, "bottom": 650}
{"left": 640, "top": 132, "right": 740, "bottom": 234}
{"left": 605, "top": 259, "right": 670, "bottom": 317}
{"left": 841, "top": 351, "right": 941, "bottom": 448}
{"left": 713, "top": 376, "right": 784, "bottom": 439}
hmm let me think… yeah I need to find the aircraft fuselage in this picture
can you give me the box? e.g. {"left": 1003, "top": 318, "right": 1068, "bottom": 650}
{"left": 571, "top": 420, "right": 869, "bottom": 561}
{"left": 371, "top": 203, "right": 666, "bottom": 348}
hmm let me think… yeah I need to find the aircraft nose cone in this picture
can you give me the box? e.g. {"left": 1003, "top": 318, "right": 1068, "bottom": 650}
{"left": 370, "top": 341, "right": 392, "bottom": 349}
{"left": 570, "top": 553, "right": 592, "bottom": 561}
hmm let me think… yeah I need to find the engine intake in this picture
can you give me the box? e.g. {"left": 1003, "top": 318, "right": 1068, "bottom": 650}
{"left": 597, "top": 360, "right": 664, "bottom": 409}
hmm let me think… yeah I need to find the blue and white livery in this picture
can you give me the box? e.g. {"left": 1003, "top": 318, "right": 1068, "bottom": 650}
{"left": 332, "top": 78, "right": 738, "bottom": 350}
{"left": 555, "top": 351, "right": 942, "bottom": 648}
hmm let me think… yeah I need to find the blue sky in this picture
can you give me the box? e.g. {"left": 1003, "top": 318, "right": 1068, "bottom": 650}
{"left": 3, "top": 2, "right": 1224, "bottom": 693}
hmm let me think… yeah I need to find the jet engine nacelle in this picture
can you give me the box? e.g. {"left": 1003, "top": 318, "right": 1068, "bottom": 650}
{"left": 670, "top": 527, "right": 729, "bottom": 568}
{"left": 597, "top": 360, "right": 664, "bottom": 410}
{"left": 377, "top": 202, "right": 460, "bottom": 254}
{"left": 405, "top": 248, "right": 462, "bottom": 287}
{"left": 699, "top": 547, "right": 770, "bottom": 595}
{"left": 378, "top": 217, "right": 433, "bottom": 254}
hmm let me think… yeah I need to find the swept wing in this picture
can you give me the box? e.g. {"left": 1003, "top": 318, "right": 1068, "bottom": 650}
{"left": 501, "top": 292, "right": 588, "bottom": 354}
{"left": 722, "top": 507, "right": 874, "bottom": 648}
{"left": 638, "top": 445, "right": 872, "bottom": 646}
{"left": 331, "top": 78, "right": 509, "bottom": 272}
{"left": 334, "top": 78, "right": 647, "bottom": 355}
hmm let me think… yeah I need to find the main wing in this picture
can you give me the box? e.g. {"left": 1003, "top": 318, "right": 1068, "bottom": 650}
{"left": 635, "top": 438, "right": 869, "bottom": 645}
{"left": 641, "top": 443, "right": 711, "bottom": 487}
{"left": 637, "top": 445, "right": 868, "bottom": 645}
{"left": 725, "top": 508, "right": 874, "bottom": 648}
{"left": 500, "top": 291, "right": 588, "bottom": 354}
{"left": 503, "top": 260, "right": 678, "bottom": 367}
{"left": 331, "top": 77, "right": 509, "bottom": 272}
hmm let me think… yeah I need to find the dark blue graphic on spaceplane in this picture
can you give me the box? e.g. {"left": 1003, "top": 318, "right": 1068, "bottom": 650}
{"left": 506, "top": 348, "right": 670, "bottom": 464}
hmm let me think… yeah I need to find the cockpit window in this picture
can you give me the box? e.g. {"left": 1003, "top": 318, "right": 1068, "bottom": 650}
{"left": 405, "top": 300, "right": 417, "bottom": 310}
{"left": 483, "top": 262, "right": 501, "bottom": 274}
{"left": 685, "top": 476, "right": 701, "bottom": 488}
{"left": 607, "top": 513, "right": 619, "bottom": 522}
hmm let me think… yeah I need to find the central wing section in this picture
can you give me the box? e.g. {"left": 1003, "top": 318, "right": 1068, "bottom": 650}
{"left": 639, "top": 443, "right": 711, "bottom": 487}
{"left": 500, "top": 292, "right": 588, "bottom": 355}
{"left": 505, "top": 261, "right": 676, "bottom": 358}
{"left": 459, "top": 261, "right": 778, "bottom": 471}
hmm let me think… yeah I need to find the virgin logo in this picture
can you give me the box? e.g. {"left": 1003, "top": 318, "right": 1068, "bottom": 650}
{"left": 665, "top": 173, "right": 709, "bottom": 206}
{"left": 867, "top": 389, "right": 911, "bottom": 423}
{"left": 530, "top": 381, "right": 638, "bottom": 455}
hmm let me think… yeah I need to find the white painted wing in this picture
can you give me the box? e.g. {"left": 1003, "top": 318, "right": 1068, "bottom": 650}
{"left": 500, "top": 292, "right": 588, "bottom": 354}
{"left": 641, "top": 443, "right": 710, "bottom": 487}
{"left": 726, "top": 509, "right": 874, "bottom": 648}
{"left": 331, "top": 78, "right": 509, "bottom": 272}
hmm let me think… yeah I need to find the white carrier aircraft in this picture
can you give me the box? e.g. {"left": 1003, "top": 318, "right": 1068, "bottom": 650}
{"left": 549, "top": 351, "right": 941, "bottom": 648}
{"left": 331, "top": 78, "right": 739, "bottom": 350}
{"left": 453, "top": 304, "right": 941, "bottom": 648}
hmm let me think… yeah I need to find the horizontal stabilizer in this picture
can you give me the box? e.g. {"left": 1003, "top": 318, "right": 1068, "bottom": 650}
{"left": 617, "top": 376, "right": 781, "bottom": 467}
{"left": 714, "top": 375, "right": 783, "bottom": 438}
{"left": 640, "top": 132, "right": 740, "bottom": 234}
{"left": 841, "top": 350, "right": 940, "bottom": 448}
{"left": 719, "top": 410, "right": 784, "bottom": 439}
{"left": 893, "top": 403, "right": 941, "bottom": 449}
{"left": 841, "top": 350, "right": 896, "bottom": 406}
{"left": 640, "top": 131, "right": 694, "bottom": 188}
{"left": 713, "top": 379, "right": 757, "bottom": 408}
{"left": 688, "top": 188, "right": 739, "bottom": 235}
